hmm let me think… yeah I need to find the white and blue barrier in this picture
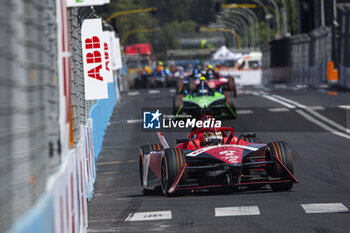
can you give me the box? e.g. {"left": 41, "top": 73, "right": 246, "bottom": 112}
{"left": 89, "top": 82, "right": 118, "bottom": 159}
{"left": 7, "top": 80, "right": 119, "bottom": 233}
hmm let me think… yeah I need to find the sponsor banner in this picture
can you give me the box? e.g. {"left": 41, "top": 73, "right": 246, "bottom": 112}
{"left": 67, "top": 0, "right": 110, "bottom": 8}
{"left": 115, "top": 37, "right": 123, "bottom": 70}
{"left": 81, "top": 18, "right": 108, "bottom": 100}
{"left": 46, "top": 121, "right": 95, "bottom": 233}
{"left": 107, "top": 31, "right": 118, "bottom": 71}
{"left": 57, "top": 0, "right": 71, "bottom": 155}
{"left": 102, "top": 31, "right": 113, "bottom": 82}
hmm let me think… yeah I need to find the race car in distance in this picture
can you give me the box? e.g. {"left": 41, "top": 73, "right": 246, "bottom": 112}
{"left": 176, "top": 73, "right": 237, "bottom": 98}
{"left": 173, "top": 77, "right": 236, "bottom": 119}
{"left": 139, "top": 127, "right": 298, "bottom": 196}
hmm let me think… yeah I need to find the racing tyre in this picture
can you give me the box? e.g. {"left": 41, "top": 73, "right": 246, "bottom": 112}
{"left": 266, "top": 141, "right": 294, "bottom": 191}
{"left": 139, "top": 144, "right": 163, "bottom": 195}
{"left": 229, "top": 77, "right": 237, "bottom": 98}
{"left": 161, "top": 148, "right": 186, "bottom": 196}
{"left": 243, "top": 136, "right": 261, "bottom": 143}
{"left": 226, "top": 97, "right": 237, "bottom": 119}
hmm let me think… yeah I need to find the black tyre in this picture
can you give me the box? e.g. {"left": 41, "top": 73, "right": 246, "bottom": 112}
{"left": 161, "top": 148, "right": 186, "bottom": 196}
{"left": 266, "top": 141, "right": 294, "bottom": 191}
{"left": 228, "top": 77, "right": 237, "bottom": 98}
{"left": 139, "top": 144, "right": 163, "bottom": 194}
{"left": 225, "top": 97, "right": 237, "bottom": 119}
{"left": 243, "top": 136, "right": 261, "bottom": 143}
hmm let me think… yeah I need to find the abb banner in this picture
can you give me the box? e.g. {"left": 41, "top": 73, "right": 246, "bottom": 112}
{"left": 115, "top": 37, "right": 123, "bottom": 70}
{"left": 81, "top": 18, "right": 108, "bottom": 100}
{"left": 102, "top": 31, "right": 113, "bottom": 83}
{"left": 67, "top": 0, "right": 110, "bottom": 7}
{"left": 57, "top": 0, "right": 72, "bottom": 155}
{"left": 107, "top": 31, "right": 118, "bottom": 71}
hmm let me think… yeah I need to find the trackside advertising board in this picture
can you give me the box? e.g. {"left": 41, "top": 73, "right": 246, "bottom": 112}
{"left": 81, "top": 18, "right": 108, "bottom": 100}
{"left": 115, "top": 37, "right": 123, "bottom": 70}
{"left": 57, "top": 0, "right": 71, "bottom": 155}
{"left": 107, "top": 31, "right": 118, "bottom": 71}
{"left": 66, "top": 0, "right": 110, "bottom": 7}
{"left": 102, "top": 31, "right": 113, "bottom": 82}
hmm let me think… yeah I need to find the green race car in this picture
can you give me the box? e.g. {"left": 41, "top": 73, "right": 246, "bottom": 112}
{"left": 173, "top": 79, "right": 237, "bottom": 119}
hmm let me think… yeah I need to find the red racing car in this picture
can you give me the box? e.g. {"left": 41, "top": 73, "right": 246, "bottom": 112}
{"left": 139, "top": 127, "right": 298, "bottom": 196}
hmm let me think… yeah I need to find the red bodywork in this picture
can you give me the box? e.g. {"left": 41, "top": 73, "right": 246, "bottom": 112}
{"left": 142, "top": 127, "right": 298, "bottom": 194}
{"left": 125, "top": 43, "right": 152, "bottom": 56}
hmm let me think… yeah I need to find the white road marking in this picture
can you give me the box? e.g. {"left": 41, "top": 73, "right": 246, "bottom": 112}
{"left": 257, "top": 93, "right": 350, "bottom": 139}
{"left": 305, "top": 106, "right": 325, "bottom": 110}
{"left": 268, "top": 107, "right": 289, "bottom": 112}
{"left": 272, "top": 94, "right": 348, "bottom": 133}
{"left": 125, "top": 211, "right": 172, "bottom": 221}
{"left": 339, "top": 105, "right": 350, "bottom": 109}
{"left": 253, "top": 92, "right": 296, "bottom": 109}
{"left": 237, "top": 90, "right": 253, "bottom": 95}
{"left": 301, "top": 203, "right": 349, "bottom": 214}
{"left": 296, "top": 84, "right": 307, "bottom": 88}
{"left": 149, "top": 90, "right": 160, "bottom": 94}
{"left": 169, "top": 89, "right": 176, "bottom": 93}
{"left": 127, "top": 119, "right": 142, "bottom": 124}
{"left": 237, "top": 109, "right": 254, "bottom": 114}
{"left": 128, "top": 91, "right": 139, "bottom": 96}
{"left": 215, "top": 206, "right": 260, "bottom": 217}
{"left": 296, "top": 110, "right": 350, "bottom": 139}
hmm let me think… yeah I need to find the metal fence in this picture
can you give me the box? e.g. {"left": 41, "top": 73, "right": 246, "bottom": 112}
{"left": 69, "top": 7, "right": 96, "bottom": 144}
{"left": 338, "top": 4, "right": 350, "bottom": 89}
{"left": 262, "top": 27, "right": 331, "bottom": 84}
{"left": 0, "top": 2, "right": 105, "bottom": 233}
{"left": 0, "top": 1, "right": 60, "bottom": 232}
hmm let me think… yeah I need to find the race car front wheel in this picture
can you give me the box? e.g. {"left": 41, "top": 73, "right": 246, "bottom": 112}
{"left": 139, "top": 144, "right": 163, "bottom": 195}
{"left": 161, "top": 148, "right": 186, "bottom": 196}
{"left": 266, "top": 141, "right": 294, "bottom": 191}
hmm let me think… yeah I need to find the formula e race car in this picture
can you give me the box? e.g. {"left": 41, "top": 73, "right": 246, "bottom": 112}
{"left": 173, "top": 77, "right": 236, "bottom": 119}
{"left": 139, "top": 128, "right": 298, "bottom": 196}
{"left": 176, "top": 73, "right": 237, "bottom": 98}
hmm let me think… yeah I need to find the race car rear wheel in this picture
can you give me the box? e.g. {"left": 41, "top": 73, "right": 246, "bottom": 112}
{"left": 161, "top": 148, "right": 186, "bottom": 196}
{"left": 266, "top": 141, "right": 294, "bottom": 191}
{"left": 228, "top": 77, "right": 237, "bottom": 98}
{"left": 140, "top": 144, "right": 163, "bottom": 195}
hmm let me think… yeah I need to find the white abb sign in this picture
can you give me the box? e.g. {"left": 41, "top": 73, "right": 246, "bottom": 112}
{"left": 66, "top": 0, "right": 110, "bottom": 7}
{"left": 102, "top": 31, "right": 113, "bottom": 82}
{"left": 81, "top": 18, "right": 108, "bottom": 100}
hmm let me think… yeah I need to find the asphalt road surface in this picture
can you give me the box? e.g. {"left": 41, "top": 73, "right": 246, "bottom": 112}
{"left": 88, "top": 84, "right": 350, "bottom": 233}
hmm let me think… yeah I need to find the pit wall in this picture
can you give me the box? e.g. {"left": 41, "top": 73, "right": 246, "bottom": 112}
{"left": 6, "top": 82, "right": 119, "bottom": 233}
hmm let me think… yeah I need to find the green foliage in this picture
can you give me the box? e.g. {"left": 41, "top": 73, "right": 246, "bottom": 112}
{"left": 98, "top": 0, "right": 300, "bottom": 56}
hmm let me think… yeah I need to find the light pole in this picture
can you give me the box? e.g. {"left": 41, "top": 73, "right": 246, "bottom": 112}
{"left": 251, "top": 0, "right": 272, "bottom": 41}
{"left": 262, "top": 0, "right": 282, "bottom": 38}
{"left": 201, "top": 26, "right": 242, "bottom": 50}
{"left": 217, "top": 14, "right": 251, "bottom": 48}
{"left": 239, "top": 7, "right": 260, "bottom": 47}
{"left": 225, "top": 8, "right": 258, "bottom": 48}
{"left": 280, "top": 0, "right": 289, "bottom": 36}
{"left": 217, "top": 17, "right": 250, "bottom": 49}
